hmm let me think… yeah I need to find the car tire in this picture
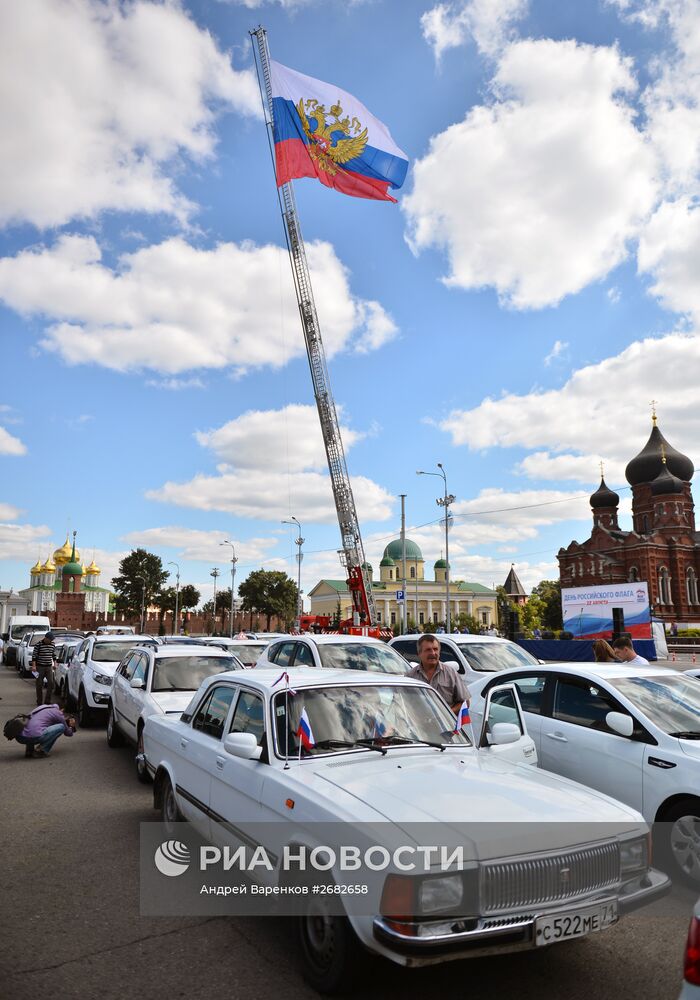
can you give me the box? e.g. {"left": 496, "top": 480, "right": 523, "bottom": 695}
{"left": 107, "top": 702, "right": 125, "bottom": 748}
{"left": 297, "top": 902, "right": 361, "bottom": 994}
{"left": 78, "top": 687, "right": 93, "bottom": 728}
{"left": 136, "top": 725, "right": 150, "bottom": 783}
{"left": 659, "top": 798, "right": 700, "bottom": 887}
{"left": 160, "top": 775, "right": 182, "bottom": 837}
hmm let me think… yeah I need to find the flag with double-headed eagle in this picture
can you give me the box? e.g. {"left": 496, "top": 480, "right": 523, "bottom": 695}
{"left": 270, "top": 61, "right": 409, "bottom": 203}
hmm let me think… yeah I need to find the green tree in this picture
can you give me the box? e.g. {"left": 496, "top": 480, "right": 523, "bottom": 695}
{"left": 331, "top": 598, "right": 342, "bottom": 629}
{"left": 202, "top": 587, "right": 232, "bottom": 633}
{"left": 153, "top": 586, "right": 176, "bottom": 634}
{"left": 238, "top": 569, "right": 298, "bottom": 630}
{"left": 179, "top": 584, "right": 200, "bottom": 631}
{"left": 112, "top": 549, "right": 168, "bottom": 623}
{"left": 531, "top": 580, "right": 563, "bottom": 630}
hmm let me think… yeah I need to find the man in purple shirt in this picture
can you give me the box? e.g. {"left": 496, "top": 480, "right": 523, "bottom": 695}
{"left": 16, "top": 704, "right": 76, "bottom": 757}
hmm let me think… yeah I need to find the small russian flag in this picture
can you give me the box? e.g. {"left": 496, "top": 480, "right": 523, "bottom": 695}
{"left": 454, "top": 700, "right": 471, "bottom": 732}
{"left": 297, "top": 707, "right": 316, "bottom": 751}
{"left": 373, "top": 714, "right": 388, "bottom": 739}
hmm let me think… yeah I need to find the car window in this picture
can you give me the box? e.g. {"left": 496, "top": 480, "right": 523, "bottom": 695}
{"left": 293, "top": 642, "right": 315, "bottom": 667}
{"left": 273, "top": 641, "right": 297, "bottom": 667}
{"left": 455, "top": 641, "right": 539, "bottom": 672}
{"left": 553, "top": 677, "right": 625, "bottom": 733}
{"left": 391, "top": 640, "right": 420, "bottom": 665}
{"left": 131, "top": 654, "right": 148, "bottom": 685}
{"left": 480, "top": 686, "right": 525, "bottom": 747}
{"left": 489, "top": 674, "right": 547, "bottom": 715}
{"left": 192, "top": 685, "right": 236, "bottom": 739}
{"left": 92, "top": 641, "right": 136, "bottom": 663}
{"left": 317, "top": 643, "right": 410, "bottom": 674}
{"left": 121, "top": 652, "right": 140, "bottom": 679}
{"left": 230, "top": 690, "right": 265, "bottom": 746}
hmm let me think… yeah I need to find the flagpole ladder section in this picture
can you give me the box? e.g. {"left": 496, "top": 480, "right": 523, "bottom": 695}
{"left": 251, "top": 26, "right": 376, "bottom": 629}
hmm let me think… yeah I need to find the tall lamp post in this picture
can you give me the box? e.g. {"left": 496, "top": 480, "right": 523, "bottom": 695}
{"left": 417, "top": 464, "right": 456, "bottom": 634}
{"left": 168, "top": 561, "right": 180, "bottom": 635}
{"left": 210, "top": 567, "right": 220, "bottom": 635}
{"left": 282, "top": 516, "right": 304, "bottom": 629}
{"left": 136, "top": 574, "right": 146, "bottom": 634}
{"left": 220, "top": 541, "right": 238, "bottom": 638}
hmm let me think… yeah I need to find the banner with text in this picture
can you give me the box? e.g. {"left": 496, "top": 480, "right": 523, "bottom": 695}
{"left": 561, "top": 583, "right": 651, "bottom": 639}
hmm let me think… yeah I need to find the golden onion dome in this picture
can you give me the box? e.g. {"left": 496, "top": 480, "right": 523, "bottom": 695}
{"left": 86, "top": 560, "right": 101, "bottom": 575}
{"left": 81, "top": 564, "right": 88, "bottom": 576}
{"left": 53, "top": 536, "right": 78, "bottom": 565}
{"left": 43, "top": 556, "right": 56, "bottom": 573}
{"left": 30, "top": 557, "right": 43, "bottom": 575}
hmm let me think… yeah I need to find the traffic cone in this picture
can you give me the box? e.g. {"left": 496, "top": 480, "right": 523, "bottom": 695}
{"left": 693, "top": 652, "right": 697, "bottom": 665}
{"left": 672, "top": 650, "right": 677, "bottom": 662}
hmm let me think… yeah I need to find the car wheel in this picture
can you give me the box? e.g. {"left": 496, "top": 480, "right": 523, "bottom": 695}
{"left": 297, "top": 901, "right": 361, "bottom": 994}
{"left": 78, "top": 688, "right": 93, "bottom": 728}
{"left": 107, "top": 702, "right": 125, "bottom": 748}
{"left": 160, "top": 776, "right": 182, "bottom": 837}
{"left": 661, "top": 799, "right": 700, "bottom": 887}
{"left": 136, "top": 726, "right": 150, "bottom": 783}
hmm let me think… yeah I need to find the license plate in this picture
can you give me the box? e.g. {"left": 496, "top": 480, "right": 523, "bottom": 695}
{"left": 535, "top": 900, "right": 618, "bottom": 945}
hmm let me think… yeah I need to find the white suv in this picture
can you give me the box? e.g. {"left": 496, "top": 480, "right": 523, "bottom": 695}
{"left": 389, "top": 633, "right": 541, "bottom": 684}
{"left": 107, "top": 643, "right": 244, "bottom": 781}
{"left": 66, "top": 634, "right": 154, "bottom": 726}
{"left": 256, "top": 634, "right": 411, "bottom": 673}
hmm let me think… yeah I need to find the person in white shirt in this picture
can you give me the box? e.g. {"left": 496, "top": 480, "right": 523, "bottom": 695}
{"left": 612, "top": 635, "right": 649, "bottom": 665}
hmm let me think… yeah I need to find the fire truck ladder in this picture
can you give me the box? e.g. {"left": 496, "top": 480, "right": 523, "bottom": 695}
{"left": 251, "top": 27, "right": 377, "bottom": 627}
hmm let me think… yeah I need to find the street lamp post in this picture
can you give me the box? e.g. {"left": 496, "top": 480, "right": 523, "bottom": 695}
{"left": 136, "top": 574, "right": 146, "bottom": 634}
{"left": 282, "top": 516, "right": 304, "bottom": 629}
{"left": 168, "top": 561, "right": 180, "bottom": 635}
{"left": 210, "top": 568, "right": 220, "bottom": 635}
{"left": 417, "top": 464, "right": 456, "bottom": 634}
{"left": 220, "top": 541, "right": 238, "bottom": 638}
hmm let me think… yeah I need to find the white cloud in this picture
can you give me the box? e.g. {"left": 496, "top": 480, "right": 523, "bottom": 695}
{"left": 0, "top": 235, "right": 397, "bottom": 375}
{"left": 638, "top": 198, "right": 700, "bottom": 322}
{"left": 0, "top": 0, "right": 258, "bottom": 229}
{"left": 421, "top": 0, "right": 528, "bottom": 60}
{"left": 121, "top": 526, "right": 278, "bottom": 565}
{"left": 0, "top": 522, "right": 52, "bottom": 565}
{"left": 0, "top": 504, "right": 22, "bottom": 521}
{"left": 544, "top": 339, "right": 568, "bottom": 366}
{"left": 404, "top": 39, "right": 657, "bottom": 309}
{"left": 0, "top": 426, "right": 27, "bottom": 456}
{"left": 440, "top": 331, "right": 700, "bottom": 473}
{"left": 607, "top": 286, "right": 621, "bottom": 303}
{"left": 516, "top": 451, "right": 627, "bottom": 485}
{"left": 146, "top": 377, "right": 206, "bottom": 391}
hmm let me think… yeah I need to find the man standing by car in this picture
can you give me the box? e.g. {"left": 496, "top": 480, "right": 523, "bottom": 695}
{"left": 408, "top": 634, "right": 468, "bottom": 713}
{"left": 612, "top": 635, "right": 649, "bottom": 665}
{"left": 32, "top": 632, "right": 56, "bottom": 706}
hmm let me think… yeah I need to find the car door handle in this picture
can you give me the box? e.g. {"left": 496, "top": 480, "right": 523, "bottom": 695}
{"left": 215, "top": 756, "right": 225, "bottom": 770}
{"left": 545, "top": 732, "right": 568, "bottom": 743}
{"left": 180, "top": 739, "right": 189, "bottom": 750}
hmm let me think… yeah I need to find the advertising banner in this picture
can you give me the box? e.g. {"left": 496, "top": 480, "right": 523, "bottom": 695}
{"left": 561, "top": 583, "right": 651, "bottom": 639}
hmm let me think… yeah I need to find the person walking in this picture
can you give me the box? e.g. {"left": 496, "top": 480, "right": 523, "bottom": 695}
{"left": 14, "top": 704, "right": 76, "bottom": 758}
{"left": 612, "top": 635, "right": 649, "bottom": 665}
{"left": 408, "top": 634, "right": 468, "bottom": 713}
{"left": 592, "top": 639, "right": 618, "bottom": 662}
{"left": 32, "top": 632, "right": 56, "bottom": 706}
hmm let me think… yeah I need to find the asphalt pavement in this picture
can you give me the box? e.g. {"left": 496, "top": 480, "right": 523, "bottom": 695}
{"left": 0, "top": 664, "right": 694, "bottom": 1000}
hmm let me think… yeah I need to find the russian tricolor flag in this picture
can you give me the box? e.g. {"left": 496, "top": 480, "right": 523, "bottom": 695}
{"left": 270, "top": 60, "right": 408, "bottom": 203}
{"left": 297, "top": 707, "right": 316, "bottom": 751}
{"left": 454, "top": 701, "right": 471, "bottom": 732}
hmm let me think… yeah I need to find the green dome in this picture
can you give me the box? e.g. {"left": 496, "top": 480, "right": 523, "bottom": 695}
{"left": 434, "top": 558, "right": 449, "bottom": 569}
{"left": 63, "top": 560, "right": 83, "bottom": 576}
{"left": 379, "top": 556, "right": 395, "bottom": 567}
{"left": 383, "top": 538, "right": 423, "bottom": 561}
{"left": 361, "top": 561, "right": 373, "bottom": 572}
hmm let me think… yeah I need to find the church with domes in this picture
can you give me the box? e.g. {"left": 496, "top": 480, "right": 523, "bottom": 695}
{"left": 309, "top": 537, "right": 497, "bottom": 629}
{"left": 19, "top": 534, "right": 112, "bottom": 614}
{"left": 558, "top": 414, "right": 699, "bottom": 623}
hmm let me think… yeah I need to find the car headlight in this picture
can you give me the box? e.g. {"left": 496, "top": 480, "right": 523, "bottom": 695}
{"left": 620, "top": 835, "right": 649, "bottom": 876}
{"left": 92, "top": 672, "right": 113, "bottom": 686}
{"left": 418, "top": 874, "right": 464, "bottom": 914}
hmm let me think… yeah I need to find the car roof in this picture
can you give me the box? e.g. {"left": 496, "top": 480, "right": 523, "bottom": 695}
{"left": 148, "top": 644, "right": 236, "bottom": 658}
{"left": 391, "top": 633, "right": 512, "bottom": 646}
{"left": 200, "top": 667, "right": 427, "bottom": 692}
{"left": 480, "top": 662, "right": 680, "bottom": 682}
{"left": 287, "top": 634, "right": 389, "bottom": 646}
{"left": 92, "top": 633, "right": 153, "bottom": 643}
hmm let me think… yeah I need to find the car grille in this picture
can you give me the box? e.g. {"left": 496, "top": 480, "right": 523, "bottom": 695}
{"left": 480, "top": 842, "right": 620, "bottom": 913}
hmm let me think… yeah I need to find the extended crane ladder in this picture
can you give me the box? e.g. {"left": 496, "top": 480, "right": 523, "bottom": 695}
{"left": 252, "top": 27, "right": 377, "bottom": 627}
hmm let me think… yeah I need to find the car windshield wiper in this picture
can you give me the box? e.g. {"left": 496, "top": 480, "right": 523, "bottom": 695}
{"left": 312, "top": 738, "right": 387, "bottom": 756}
{"left": 669, "top": 730, "right": 700, "bottom": 739}
{"left": 376, "top": 734, "right": 449, "bottom": 752}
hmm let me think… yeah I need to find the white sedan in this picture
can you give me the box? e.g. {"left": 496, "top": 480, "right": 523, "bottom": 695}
{"left": 256, "top": 634, "right": 411, "bottom": 673}
{"left": 144, "top": 668, "right": 668, "bottom": 992}
{"left": 108, "top": 643, "right": 243, "bottom": 781}
{"left": 389, "top": 632, "right": 541, "bottom": 684}
{"left": 196, "top": 636, "right": 269, "bottom": 666}
{"left": 468, "top": 663, "right": 700, "bottom": 886}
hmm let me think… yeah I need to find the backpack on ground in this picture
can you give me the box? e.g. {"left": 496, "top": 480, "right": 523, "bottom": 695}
{"left": 3, "top": 714, "right": 30, "bottom": 740}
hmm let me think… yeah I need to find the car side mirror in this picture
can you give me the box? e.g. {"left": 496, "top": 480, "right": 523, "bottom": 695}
{"left": 443, "top": 659, "right": 463, "bottom": 674}
{"left": 488, "top": 722, "right": 522, "bottom": 745}
{"left": 223, "top": 732, "right": 262, "bottom": 760}
{"left": 606, "top": 711, "right": 634, "bottom": 738}
{"left": 130, "top": 677, "right": 146, "bottom": 690}
{"left": 78, "top": 652, "right": 86, "bottom": 663}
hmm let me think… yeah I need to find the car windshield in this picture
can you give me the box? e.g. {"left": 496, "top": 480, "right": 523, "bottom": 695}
{"left": 273, "top": 683, "right": 468, "bottom": 757}
{"left": 454, "top": 641, "right": 538, "bottom": 672}
{"left": 614, "top": 674, "right": 700, "bottom": 736}
{"left": 152, "top": 655, "right": 238, "bottom": 692}
{"left": 29, "top": 633, "right": 48, "bottom": 647}
{"left": 317, "top": 643, "right": 411, "bottom": 673}
{"left": 225, "top": 644, "right": 265, "bottom": 664}
{"left": 92, "top": 642, "right": 138, "bottom": 662}
{"left": 10, "top": 625, "right": 47, "bottom": 641}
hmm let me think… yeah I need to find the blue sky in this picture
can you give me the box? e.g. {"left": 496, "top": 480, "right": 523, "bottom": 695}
{"left": 1, "top": 0, "right": 699, "bottom": 604}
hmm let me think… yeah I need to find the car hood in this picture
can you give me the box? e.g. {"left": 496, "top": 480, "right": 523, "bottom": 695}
{"left": 310, "top": 750, "right": 644, "bottom": 859}
{"left": 679, "top": 738, "right": 700, "bottom": 760}
{"left": 150, "top": 691, "right": 193, "bottom": 714}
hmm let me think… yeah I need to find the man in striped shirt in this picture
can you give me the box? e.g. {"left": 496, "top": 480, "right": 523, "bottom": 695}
{"left": 32, "top": 632, "right": 56, "bottom": 706}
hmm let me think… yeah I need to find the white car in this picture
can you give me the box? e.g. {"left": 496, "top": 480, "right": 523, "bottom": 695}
{"left": 16, "top": 630, "right": 47, "bottom": 676}
{"left": 107, "top": 643, "right": 244, "bottom": 781}
{"left": 54, "top": 638, "right": 83, "bottom": 693}
{"left": 680, "top": 898, "right": 700, "bottom": 999}
{"left": 196, "top": 636, "right": 269, "bottom": 666}
{"left": 144, "top": 667, "right": 668, "bottom": 992}
{"left": 256, "top": 634, "right": 411, "bottom": 674}
{"left": 467, "top": 663, "right": 700, "bottom": 886}
{"left": 66, "top": 633, "right": 155, "bottom": 726}
{"left": 389, "top": 632, "right": 541, "bottom": 684}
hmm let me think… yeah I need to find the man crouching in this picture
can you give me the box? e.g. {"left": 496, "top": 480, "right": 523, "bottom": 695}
{"left": 15, "top": 704, "right": 76, "bottom": 758}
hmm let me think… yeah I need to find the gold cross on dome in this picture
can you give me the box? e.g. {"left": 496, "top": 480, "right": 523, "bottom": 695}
{"left": 650, "top": 399, "right": 658, "bottom": 424}
{"left": 599, "top": 460, "right": 605, "bottom": 478}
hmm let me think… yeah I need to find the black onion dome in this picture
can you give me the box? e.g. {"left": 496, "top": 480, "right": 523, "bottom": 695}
{"left": 590, "top": 476, "right": 619, "bottom": 509}
{"left": 625, "top": 424, "right": 694, "bottom": 486}
{"left": 651, "top": 463, "right": 685, "bottom": 496}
